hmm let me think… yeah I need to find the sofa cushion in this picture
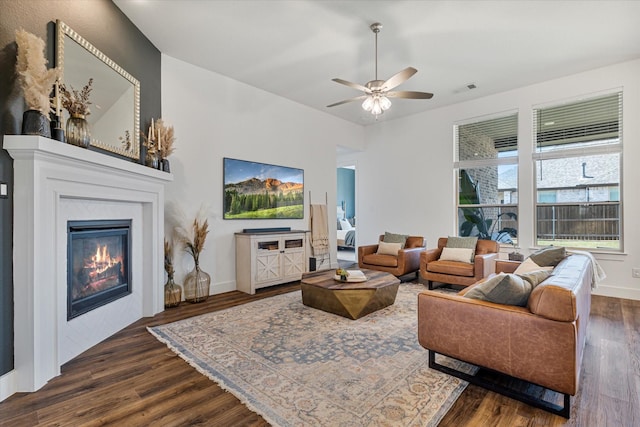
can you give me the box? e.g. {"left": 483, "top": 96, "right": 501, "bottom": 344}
{"left": 362, "top": 253, "right": 398, "bottom": 268}
{"left": 376, "top": 241, "right": 402, "bottom": 256}
{"left": 383, "top": 232, "right": 409, "bottom": 248}
{"left": 440, "top": 247, "right": 474, "bottom": 263}
{"left": 517, "top": 269, "right": 552, "bottom": 287}
{"left": 427, "top": 259, "right": 474, "bottom": 277}
{"left": 464, "top": 272, "right": 533, "bottom": 306}
{"left": 446, "top": 236, "right": 478, "bottom": 262}
{"left": 405, "top": 236, "right": 425, "bottom": 249}
{"left": 529, "top": 246, "right": 567, "bottom": 267}
{"left": 514, "top": 257, "right": 554, "bottom": 274}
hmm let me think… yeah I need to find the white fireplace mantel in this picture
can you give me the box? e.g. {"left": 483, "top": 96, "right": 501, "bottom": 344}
{"left": 1, "top": 135, "right": 173, "bottom": 400}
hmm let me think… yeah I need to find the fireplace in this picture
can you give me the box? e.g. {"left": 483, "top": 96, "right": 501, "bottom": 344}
{"left": 67, "top": 219, "right": 132, "bottom": 320}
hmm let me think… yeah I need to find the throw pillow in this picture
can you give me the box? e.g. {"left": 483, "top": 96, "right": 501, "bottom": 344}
{"left": 377, "top": 241, "right": 402, "bottom": 256}
{"left": 513, "top": 257, "right": 554, "bottom": 274}
{"left": 384, "top": 232, "right": 409, "bottom": 249}
{"left": 465, "top": 273, "right": 533, "bottom": 307}
{"left": 439, "top": 247, "right": 474, "bottom": 263}
{"left": 517, "top": 269, "right": 552, "bottom": 287}
{"left": 446, "top": 236, "right": 478, "bottom": 262}
{"left": 339, "top": 219, "right": 353, "bottom": 231}
{"left": 529, "top": 246, "right": 566, "bottom": 267}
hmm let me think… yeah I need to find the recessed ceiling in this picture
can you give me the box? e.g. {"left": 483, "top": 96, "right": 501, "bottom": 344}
{"left": 113, "top": 0, "right": 640, "bottom": 126}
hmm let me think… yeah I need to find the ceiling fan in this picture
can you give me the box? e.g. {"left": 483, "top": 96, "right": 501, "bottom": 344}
{"left": 327, "top": 22, "right": 433, "bottom": 116}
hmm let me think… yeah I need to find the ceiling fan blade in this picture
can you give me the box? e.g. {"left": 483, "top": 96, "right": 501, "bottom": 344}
{"left": 326, "top": 95, "right": 367, "bottom": 108}
{"left": 386, "top": 90, "right": 434, "bottom": 99}
{"left": 381, "top": 67, "right": 418, "bottom": 91}
{"left": 332, "top": 78, "right": 371, "bottom": 93}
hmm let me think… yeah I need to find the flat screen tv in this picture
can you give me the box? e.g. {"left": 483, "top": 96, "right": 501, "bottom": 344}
{"left": 223, "top": 157, "right": 304, "bottom": 219}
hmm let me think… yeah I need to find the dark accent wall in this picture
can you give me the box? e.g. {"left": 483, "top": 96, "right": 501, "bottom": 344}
{"left": 0, "top": 0, "right": 161, "bottom": 376}
{"left": 337, "top": 167, "right": 355, "bottom": 219}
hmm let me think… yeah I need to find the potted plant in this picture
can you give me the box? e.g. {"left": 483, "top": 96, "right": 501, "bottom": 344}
{"left": 459, "top": 169, "right": 517, "bottom": 243}
{"left": 14, "top": 29, "right": 59, "bottom": 137}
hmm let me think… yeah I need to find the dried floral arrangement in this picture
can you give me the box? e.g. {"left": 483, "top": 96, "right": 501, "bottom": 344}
{"left": 119, "top": 130, "right": 131, "bottom": 151}
{"left": 173, "top": 206, "right": 210, "bottom": 266}
{"left": 60, "top": 77, "right": 93, "bottom": 117}
{"left": 14, "top": 29, "right": 59, "bottom": 115}
{"left": 164, "top": 238, "right": 175, "bottom": 279}
{"left": 142, "top": 118, "right": 175, "bottom": 157}
{"left": 156, "top": 118, "right": 176, "bottom": 158}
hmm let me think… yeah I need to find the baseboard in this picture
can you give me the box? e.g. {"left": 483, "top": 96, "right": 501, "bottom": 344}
{"left": 0, "top": 370, "right": 17, "bottom": 402}
{"left": 210, "top": 280, "right": 236, "bottom": 295}
{"left": 593, "top": 285, "right": 640, "bottom": 301}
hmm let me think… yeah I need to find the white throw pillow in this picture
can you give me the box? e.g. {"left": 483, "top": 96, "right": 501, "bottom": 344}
{"left": 377, "top": 241, "right": 402, "bottom": 256}
{"left": 339, "top": 219, "right": 353, "bottom": 231}
{"left": 440, "top": 247, "right": 474, "bottom": 263}
{"left": 514, "top": 257, "right": 554, "bottom": 274}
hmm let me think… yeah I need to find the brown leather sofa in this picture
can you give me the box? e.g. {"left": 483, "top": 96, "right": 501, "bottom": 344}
{"left": 358, "top": 235, "right": 425, "bottom": 278}
{"left": 420, "top": 237, "right": 499, "bottom": 289}
{"left": 417, "top": 254, "right": 593, "bottom": 417}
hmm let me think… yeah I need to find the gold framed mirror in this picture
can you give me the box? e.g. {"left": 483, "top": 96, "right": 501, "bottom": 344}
{"left": 56, "top": 20, "right": 140, "bottom": 160}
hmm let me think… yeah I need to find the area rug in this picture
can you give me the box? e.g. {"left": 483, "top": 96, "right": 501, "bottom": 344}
{"left": 148, "top": 283, "right": 470, "bottom": 426}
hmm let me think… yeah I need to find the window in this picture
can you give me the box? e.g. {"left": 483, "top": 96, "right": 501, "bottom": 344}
{"left": 533, "top": 92, "right": 622, "bottom": 250}
{"left": 455, "top": 113, "right": 518, "bottom": 244}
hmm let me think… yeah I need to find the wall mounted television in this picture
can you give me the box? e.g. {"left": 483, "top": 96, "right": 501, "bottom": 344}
{"left": 223, "top": 157, "right": 304, "bottom": 219}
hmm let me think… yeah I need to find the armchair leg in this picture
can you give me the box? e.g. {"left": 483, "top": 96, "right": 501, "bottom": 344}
{"left": 427, "top": 280, "right": 433, "bottom": 290}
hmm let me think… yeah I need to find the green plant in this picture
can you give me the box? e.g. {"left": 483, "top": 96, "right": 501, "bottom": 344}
{"left": 459, "top": 169, "right": 517, "bottom": 243}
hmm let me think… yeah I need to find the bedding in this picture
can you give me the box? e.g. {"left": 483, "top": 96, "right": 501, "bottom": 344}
{"left": 337, "top": 229, "right": 356, "bottom": 248}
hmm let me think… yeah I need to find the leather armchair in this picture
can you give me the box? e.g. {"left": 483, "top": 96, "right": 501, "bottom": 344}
{"left": 358, "top": 235, "right": 426, "bottom": 278}
{"left": 420, "top": 237, "right": 499, "bottom": 289}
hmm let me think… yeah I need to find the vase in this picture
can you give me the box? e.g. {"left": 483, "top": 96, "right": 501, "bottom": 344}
{"left": 66, "top": 114, "right": 91, "bottom": 148}
{"left": 183, "top": 263, "right": 210, "bottom": 303}
{"left": 22, "top": 110, "right": 51, "bottom": 138}
{"left": 145, "top": 150, "right": 160, "bottom": 169}
{"left": 161, "top": 158, "right": 171, "bottom": 173}
{"left": 164, "top": 275, "right": 182, "bottom": 308}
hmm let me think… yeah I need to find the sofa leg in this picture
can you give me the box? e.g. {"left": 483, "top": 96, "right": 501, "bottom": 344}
{"left": 427, "top": 280, "right": 433, "bottom": 290}
{"left": 428, "top": 350, "right": 571, "bottom": 418}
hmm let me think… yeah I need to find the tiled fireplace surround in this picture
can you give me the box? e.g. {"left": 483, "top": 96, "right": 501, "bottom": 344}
{"left": 1, "top": 135, "right": 172, "bottom": 400}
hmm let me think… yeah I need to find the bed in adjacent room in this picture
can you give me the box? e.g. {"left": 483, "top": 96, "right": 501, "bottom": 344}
{"left": 337, "top": 207, "right": 356, "bottom": 249}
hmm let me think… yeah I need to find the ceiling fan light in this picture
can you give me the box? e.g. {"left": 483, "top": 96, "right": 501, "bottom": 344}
{"left": 380, "top": 96, "right": 391, "bottom": 110}
{"left": 371, "top": 100, "right": 383, "bottom": 115}
{"left": 362, "top": 96, "right": 374, "bottom": 111}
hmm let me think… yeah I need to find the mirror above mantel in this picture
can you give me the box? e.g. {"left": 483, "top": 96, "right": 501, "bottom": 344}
{"left": 56, "top": 20, "right": 140, "bottom": 161}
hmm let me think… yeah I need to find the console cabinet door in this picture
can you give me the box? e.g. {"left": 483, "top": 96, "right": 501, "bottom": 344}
{"left": 236, "top": 232, "right": 307, "bottom": 295}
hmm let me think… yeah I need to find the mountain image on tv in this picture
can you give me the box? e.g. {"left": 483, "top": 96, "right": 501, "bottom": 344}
{"left": 223, "top": 158, "right": 304, "bottom": 219}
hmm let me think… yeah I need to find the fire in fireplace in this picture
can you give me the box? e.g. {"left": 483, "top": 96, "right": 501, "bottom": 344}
{"left": 67, "top": 219, "right": 132, "bottom": 319}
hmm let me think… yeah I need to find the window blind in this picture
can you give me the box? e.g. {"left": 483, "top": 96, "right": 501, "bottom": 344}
{"left": 533, "top": 92, "right": 622, "bottom": 151}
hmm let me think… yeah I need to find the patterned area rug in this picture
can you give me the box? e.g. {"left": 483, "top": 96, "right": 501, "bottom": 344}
{"left": 148, "top": 283, "right": 470, "bottom": 426}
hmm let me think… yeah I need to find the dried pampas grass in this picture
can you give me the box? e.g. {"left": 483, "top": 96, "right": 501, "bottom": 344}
{"left": 164, "top": 239, "right": 175, "bottom": 277}
{"left": 15, "top": 29, "right": 59, "bottom": 115}
{"left": 156, "top": 119, "right": 176, "bottom": 158}
{"left": 170, "top": 204, "right": 211, "bottom": 265}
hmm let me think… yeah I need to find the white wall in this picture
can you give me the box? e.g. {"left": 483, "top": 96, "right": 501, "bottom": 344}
{"left": 162, "top": 55, "right": 364, "bottom": 294}
{"left": 351, "top": 59, "right": 640, "bottom": 300}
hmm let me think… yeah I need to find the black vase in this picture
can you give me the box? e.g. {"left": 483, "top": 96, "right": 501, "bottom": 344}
{"left": 22, "top": 110, "right": 51, "bottom": 138}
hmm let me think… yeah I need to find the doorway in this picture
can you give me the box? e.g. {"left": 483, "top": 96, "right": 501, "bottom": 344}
{"left": 337, "top": 165, "right": 356, "bottom": 264}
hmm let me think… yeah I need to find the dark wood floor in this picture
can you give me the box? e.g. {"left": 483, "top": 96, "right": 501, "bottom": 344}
{"left": 1, "top": 283, "right": 638, "bottom": 426}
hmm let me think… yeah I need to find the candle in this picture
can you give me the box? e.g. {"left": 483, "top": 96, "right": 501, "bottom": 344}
{"left": 157, "top": 127, "right": 162, "bottom": 153}
{"left": 151, "top": 118, "right": 155, "bottom": 140}
{"left": 55, "top": 81, "right": 61, "bottom": 116}
{"left": 148, "top": 123, "right": 152, "bottom": 142}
